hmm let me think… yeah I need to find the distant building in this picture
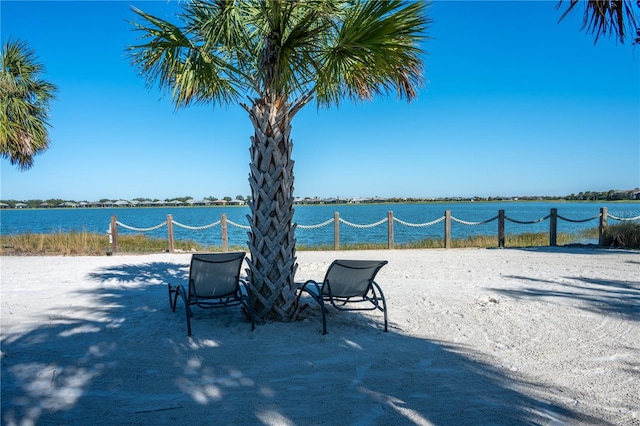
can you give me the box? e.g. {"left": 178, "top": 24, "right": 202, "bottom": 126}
{"left": 186, "top": 199, "right": 211, "bottom": 206}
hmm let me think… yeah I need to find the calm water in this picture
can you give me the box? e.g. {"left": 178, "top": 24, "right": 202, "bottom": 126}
{"left": 1, "top": 202, "right": 638, "bottom": 247}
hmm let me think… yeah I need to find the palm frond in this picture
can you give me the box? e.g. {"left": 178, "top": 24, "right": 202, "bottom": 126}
{"left": 1, "top": 39, "right": 57, "bottom": 170}
{"left": 128, "top": 5, "right": 246, "bottom": 108}
{"left": 556, "top": 0, "right": 639, "bottom": 44}
{"left": 316, "top": 0, "right": 430, "bottom": 106}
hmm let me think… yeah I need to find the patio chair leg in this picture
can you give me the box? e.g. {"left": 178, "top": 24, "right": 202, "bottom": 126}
{"left": 185, "top": 305, "right": 193, "bottom": 336}
{"left": 321, "top": 304, "right": 327, "bottom": 335}
{"left": 168, "top": 284, "right": 176, "bottom": 310}
{"left": 186, "top": 316, "right": 192, "bottom": 336}
{"left": 372, "top": 282, "right": 388, "bottom": 332}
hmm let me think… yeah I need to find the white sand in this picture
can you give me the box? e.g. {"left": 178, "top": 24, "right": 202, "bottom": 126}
{"left": 1, "top": 247, "right": 638, "bottom": 425}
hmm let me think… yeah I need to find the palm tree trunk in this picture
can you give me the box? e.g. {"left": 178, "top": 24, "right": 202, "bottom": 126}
{"left": 244, "top": 98, "right": 298, "bottom": 321}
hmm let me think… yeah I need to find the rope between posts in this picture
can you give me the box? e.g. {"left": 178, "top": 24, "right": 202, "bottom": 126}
{"left": 227, "top": 219, "right": 251, "bottom": 230}
{"left": 339, "top": 217, "right": 388, "bottom": 229}
{"left": 557, "top": 213, "right": 600, "bottom": 223}
{"left": 608, "top": 213, "right": 640, "bottom": 221}
{"left": 109, "top": 208, "right": 639, "bottom": 253}
{"left": 505, "top": 215, "right": 550, "bottom": 225}
{"left": 297, "top": 218, "right": 334, "bottom": 230}
{"left": 394, "top": 216, "right": 445, "bottom": 227}
{"left": 172, "top": 220, "right": 220, "bottom": 231}
{"left": 115, "top": 220, "right": 167, "bottom": 232}
{"left": 451, "top": 215, "right": 499, "bottom": 226}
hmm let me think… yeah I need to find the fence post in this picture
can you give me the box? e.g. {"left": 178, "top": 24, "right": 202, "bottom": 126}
{"left": 221, "top": 213, "right": 229, "bottom": 252}
{"left": 334, "top": 212, "right": 340, "bottom": 251}
{"left": 167, "top": 214, "right": 175, "bottom": 253}
{"left": 387, "top": 211, "right": 394, "bottom": 249}
{"left": 110, "top": 215, "right": 119, "bottom": 253}
{"left": 444, "top": 210, "right": 451, "bottom": 249}
{"left": 498, "top": 210, "right": 505, "bottom": 248}
{"left": 549, "top": 208, "right": 557, "bottom": 247}
{"left": 599, "top": 207, "right": 608, "bottom": 246}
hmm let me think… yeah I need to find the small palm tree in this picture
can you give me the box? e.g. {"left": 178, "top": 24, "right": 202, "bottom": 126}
{"left": 128, "top": 0, "right": 430, "bottom": 322}
{"left": 556, "top": 0, "right": 639, "bottom": 44}
{"left": 1, "top": 39, "right": 58, "bottom": 170}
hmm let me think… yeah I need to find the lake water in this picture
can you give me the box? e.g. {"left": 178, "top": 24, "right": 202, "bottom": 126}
{"left": 1, "top": 201, "right": 638, "bottom": 248}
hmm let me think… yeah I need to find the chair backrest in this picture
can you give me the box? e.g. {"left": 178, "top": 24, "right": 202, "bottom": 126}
{"left": 189, "top": 252, "right": 246, "bottom": 300}
{"left": 322, "top": 260, "right": 388, "bottom": 298}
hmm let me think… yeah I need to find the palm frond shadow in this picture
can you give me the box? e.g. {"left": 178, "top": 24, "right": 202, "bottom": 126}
{"left": 2, "top": 261, "right": 608, "bottom": 425}
{"left": 494, "top": 275, "right": 640, "bottom": 322}
{"left": 87, "top": 261, "right": 189, "bottom": 285}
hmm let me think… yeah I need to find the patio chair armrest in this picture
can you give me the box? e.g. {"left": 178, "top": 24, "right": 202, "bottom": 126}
{"left": 238, "top": 278, "right": 256, "bottom": 331}
{"left": 295, "top": 280, "right": 327, "bottom": 334}
{"left": 238, "top": 277, "right": 249, "bottom": 294}
{"left": 175, "top": 284, "right": 193, "bottom": 317}
{"left": 296, "top": 280, "right": 322, "bottom": 298}
{"left": 168, "top": 282, "right": 178, "bottom": 310}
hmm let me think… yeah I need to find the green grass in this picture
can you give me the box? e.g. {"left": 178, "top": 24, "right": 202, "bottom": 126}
{"left": 1, "top": 225, "right": 636, "bottom": 256}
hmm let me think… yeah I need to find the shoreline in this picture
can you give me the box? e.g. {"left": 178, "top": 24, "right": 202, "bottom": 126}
{"left": 1, "top": 199, "right": 639, "bottom": 211}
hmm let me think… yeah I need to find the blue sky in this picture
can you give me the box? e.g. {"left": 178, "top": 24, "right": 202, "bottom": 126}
{"left": 1, "top": 1, "right": 638, "bottom": 201}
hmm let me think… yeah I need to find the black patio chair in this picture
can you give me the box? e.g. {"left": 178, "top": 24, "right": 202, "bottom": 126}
{"left": 296, "top": 259, "right": 389, "bottom": 334}
{"left": 168, "top": 252, "right": 255, "bottom": 336}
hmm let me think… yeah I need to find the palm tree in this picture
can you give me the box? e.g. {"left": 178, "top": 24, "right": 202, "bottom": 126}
{"left": 0, "top": 39, "right": 58, "bottom": 170}
{"left": 128, "top": 0, "right": 430, "bottom": 322}
{"left": 556, "top": 0, "right": 639, "bottom": 45}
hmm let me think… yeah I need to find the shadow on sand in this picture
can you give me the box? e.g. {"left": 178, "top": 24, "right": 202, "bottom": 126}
{"left": 1, "top": 261, "right": 607, "bottom": 425}
{"left": 483, "top": 247, "right": 640, "bottom": 323}
{"left": 494, "top": 274, "right": 639, "bottom": 322}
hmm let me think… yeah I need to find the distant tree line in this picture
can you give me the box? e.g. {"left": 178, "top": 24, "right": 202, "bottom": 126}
{"left": 0, "top": 194, "right": 251, "bottom": 208}
{"left": 2, "top": 189, "right": 638, "bottom": 209}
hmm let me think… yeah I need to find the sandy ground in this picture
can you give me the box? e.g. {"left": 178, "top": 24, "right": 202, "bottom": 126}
{"left": 1, "top": 247, "right": 638, "bottom": 426}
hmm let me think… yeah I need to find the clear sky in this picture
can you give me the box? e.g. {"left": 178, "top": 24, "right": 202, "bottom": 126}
{"left": 1, "top": 1, "right": 638, "bottom": 201}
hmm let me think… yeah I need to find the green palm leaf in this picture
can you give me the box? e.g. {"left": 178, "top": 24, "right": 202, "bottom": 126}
{"left": 0, "top": 39, "right": 58, "bottom": 170}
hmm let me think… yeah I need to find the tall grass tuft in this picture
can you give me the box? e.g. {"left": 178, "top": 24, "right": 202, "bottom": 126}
{"left": 1, "top": 232, "right": 110, "bottom": 255}
{"left": 602, "top": 222, "right": 640, "bottom": 248}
